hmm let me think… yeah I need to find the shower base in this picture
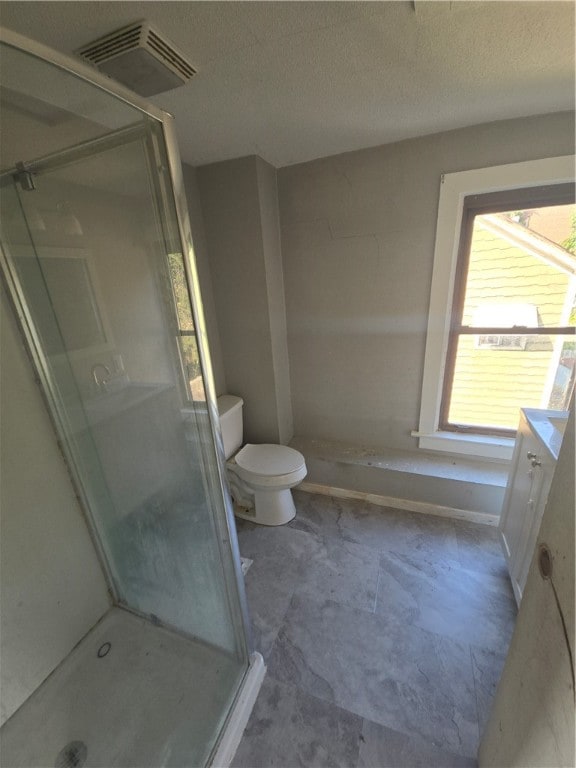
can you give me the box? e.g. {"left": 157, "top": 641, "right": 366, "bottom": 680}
{"left": 0, "top": 608, "right": 263, "bottom": 768}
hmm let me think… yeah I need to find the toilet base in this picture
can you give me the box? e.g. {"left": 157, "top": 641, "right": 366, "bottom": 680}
{"left": 234, "top": 488, "right": 296, "bottom": 526}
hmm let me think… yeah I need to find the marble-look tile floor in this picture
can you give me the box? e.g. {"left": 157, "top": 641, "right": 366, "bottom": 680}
{"left": 232, "top": 491, "right": 516, "bottom": 768}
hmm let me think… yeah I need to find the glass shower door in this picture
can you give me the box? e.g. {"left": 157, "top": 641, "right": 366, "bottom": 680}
{"left": 0, "top": 39, "right": 250, "bottom": 764}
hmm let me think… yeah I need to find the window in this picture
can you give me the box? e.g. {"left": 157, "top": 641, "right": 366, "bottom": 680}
{"left": 167, "top": 251, "right": 205, "bottom": 401}
{"left": 415, "top": 156, "right": 576, "bottom": 460}
{"left": 441, "top": 186, "right": 575, "bottom": 436}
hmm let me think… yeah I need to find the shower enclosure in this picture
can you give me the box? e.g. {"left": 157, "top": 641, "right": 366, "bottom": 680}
{"left": 0, "top": 28, "right": 261, "bottom": 767}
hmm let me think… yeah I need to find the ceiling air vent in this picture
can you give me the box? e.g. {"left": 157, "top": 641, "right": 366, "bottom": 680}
{"left": 75, "top": 21, "right": 196, "bottom": 97}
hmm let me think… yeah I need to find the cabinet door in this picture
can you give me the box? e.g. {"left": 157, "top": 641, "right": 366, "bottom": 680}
{"left": 515, "top": 455, "right": 554, "bottom": 596}
{"left": 508, "top": 460, "right": 541, "bottom": 596}
{"left": 500, "top": 428, "right": 531, "bottom": 570}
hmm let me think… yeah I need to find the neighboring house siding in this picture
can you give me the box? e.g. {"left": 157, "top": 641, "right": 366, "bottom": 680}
{"left": 449, "top": 219, "right": 573, "bottom": 429}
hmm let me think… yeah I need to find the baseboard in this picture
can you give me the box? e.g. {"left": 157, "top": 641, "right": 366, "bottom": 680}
{"left": 209, "top": 652, "right": 266, "bottom": 767}
{"left": 298, "top": 481, "right": 499, "bottom": 526}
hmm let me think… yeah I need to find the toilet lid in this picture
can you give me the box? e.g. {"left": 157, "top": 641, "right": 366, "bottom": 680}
{"left": 235, "top": 444, "right": 305, "bottom": 476}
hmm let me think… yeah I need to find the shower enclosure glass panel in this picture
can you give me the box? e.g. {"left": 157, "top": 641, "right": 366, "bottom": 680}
{"left": 0, "top": 34, "right": 250, "bottom": 767}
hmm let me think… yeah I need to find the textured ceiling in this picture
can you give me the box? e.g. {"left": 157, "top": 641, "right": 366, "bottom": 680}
{"left": 1, "top": 1, "right": 574, "bottom": 168}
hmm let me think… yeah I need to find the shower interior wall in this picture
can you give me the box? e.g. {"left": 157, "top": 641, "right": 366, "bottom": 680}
{"left": 0, "top": 285, "right": 111, "bottom": 726}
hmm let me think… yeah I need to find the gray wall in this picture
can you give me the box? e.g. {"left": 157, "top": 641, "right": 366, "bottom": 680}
{"left": 256, "top": 157, "right": 293, "bottom": 445}
{"left": 0, "top": 288, "right": 110, "bottom": 726}
{"left": 479, "top": 406, "right": 574, "bottom": 766}
{"left": 197, "top": 156, "right": 293, "bottom": 444}
{"left": 278, "top": 111, "right": 575, "bottom": 452}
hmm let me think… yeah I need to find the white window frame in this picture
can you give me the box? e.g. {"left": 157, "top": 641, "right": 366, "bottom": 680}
{"left": 413, "top": 155, "right": 575, "bottom": 461}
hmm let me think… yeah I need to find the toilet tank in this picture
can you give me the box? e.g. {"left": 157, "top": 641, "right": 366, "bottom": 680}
{"left": 217, "top": 395, "right": 244, "bottom": 459}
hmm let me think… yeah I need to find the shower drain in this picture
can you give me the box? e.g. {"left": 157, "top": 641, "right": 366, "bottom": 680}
{"left": 55, "top": 741, "right": 87, "bottom": 768}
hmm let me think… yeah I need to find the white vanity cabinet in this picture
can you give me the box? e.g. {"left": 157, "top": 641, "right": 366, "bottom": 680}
{"left": 499, "top": 408, "right": 568, "bottom": 605}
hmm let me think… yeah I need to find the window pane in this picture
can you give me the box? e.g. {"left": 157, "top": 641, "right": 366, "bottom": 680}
{"left": 461, "top": 206, "right": 575, "bottom": 330}
{"left": 179, "top": 335, "right": 205, "bottom": 402}
{"left": 167, "top": 252, "right": 194, "bottom": 331}
{"left": 447, "top": 334, "right": 575, "bottom": 430}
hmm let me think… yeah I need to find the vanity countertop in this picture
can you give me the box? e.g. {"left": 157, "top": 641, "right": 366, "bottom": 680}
{"left": 522, "top": 408, "right": 569, "bottom": 461}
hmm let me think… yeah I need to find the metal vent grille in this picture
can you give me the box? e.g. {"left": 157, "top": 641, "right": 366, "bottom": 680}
{"left": 146, "top": 28, "right": 196, "bottom": 80}
{"left": 76, "top": 22, "right": 196, "bottom": 96}
{"left": 78, "top": 24, "right": 143, "bottom": 65}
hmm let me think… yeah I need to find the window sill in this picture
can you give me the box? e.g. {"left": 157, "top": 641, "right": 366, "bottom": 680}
{"left": 411, "top": 430, "right": 514, "bottom": 461}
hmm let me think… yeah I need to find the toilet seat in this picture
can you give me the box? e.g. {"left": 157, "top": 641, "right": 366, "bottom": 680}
{"left": 232, "top": 444, "right": 307, "bottom": 488}
{"left": 236, "top": 444, "right": 305, "bottom": 474}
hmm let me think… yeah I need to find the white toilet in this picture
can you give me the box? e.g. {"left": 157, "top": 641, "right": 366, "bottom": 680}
{"left": 217, "top": 395, "right": 307, "bottom": 526}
